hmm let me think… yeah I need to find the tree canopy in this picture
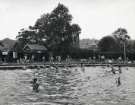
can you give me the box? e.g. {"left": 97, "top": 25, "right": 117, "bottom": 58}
{"left": 98, "top": 35, "right": 120, "bottom": 52}
{"left": 113, "top": 28, "right": 130, "bottom": 42}
{"left": 16, "top": 3, "right": 81, "bottom": 56}
{"left": 98, "top": 28, "right": 130, "bottom": 53}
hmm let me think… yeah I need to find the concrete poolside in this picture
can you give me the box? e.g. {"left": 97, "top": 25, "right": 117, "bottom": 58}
{"left": 0, "top": 62, "right": 135, "bottom": 70}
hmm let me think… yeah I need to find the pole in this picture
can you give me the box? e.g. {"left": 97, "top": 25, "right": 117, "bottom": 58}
{"left": 123, "top": 41, "right": 126, "bottom": 63}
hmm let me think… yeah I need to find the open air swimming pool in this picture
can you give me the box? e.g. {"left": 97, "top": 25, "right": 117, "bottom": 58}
{"left": 0, "top": 66, "right": 135, "bottom": 105}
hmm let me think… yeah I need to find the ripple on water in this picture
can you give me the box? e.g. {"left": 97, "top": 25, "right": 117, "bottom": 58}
{"left": 0, "top": 66, "right": 135, "bottom": 105}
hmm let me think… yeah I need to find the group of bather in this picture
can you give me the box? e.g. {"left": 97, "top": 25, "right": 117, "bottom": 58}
{"left": 31, "top": 63, "right": 123, "bottom": 92}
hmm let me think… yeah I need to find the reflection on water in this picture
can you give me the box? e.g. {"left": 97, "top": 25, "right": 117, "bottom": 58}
{"left": 0, "top": 66, "right": 135, "bottom": 105}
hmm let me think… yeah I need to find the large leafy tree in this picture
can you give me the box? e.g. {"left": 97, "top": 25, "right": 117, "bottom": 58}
{"left": 113, "top": 28, "right": 130, "bottom": 40}
{"left": 113, "top": 28, "right": 130, "bottom": 52}
{"left": 98, "top": 35, "right": 120, "bottom": 52}
{"left": 16, "top": 26, "right": 38, "bottom": 47}
{"left": 98, "top": 28, "right": 130, "bottom": 53}
{"left": 35, "top": 3, "right": 81, "bottom": 54}
{"left": 16, "top": 3, "right": 81, "bottom": 56}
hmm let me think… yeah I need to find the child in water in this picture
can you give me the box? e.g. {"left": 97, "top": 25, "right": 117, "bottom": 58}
{"left": 116, "top": 76, "right": 121, "bottom": 87}
{"left": 118, "top": 66, "right": 122, "bottom": 74}
{"left": 31, "top": 78, "right": 39, "bottom": 92}
{"left": 117, "top": 76, "right": 121, "bottom": 86}
{"left": 111, "top": 65, "right": 116, "bottom": 74}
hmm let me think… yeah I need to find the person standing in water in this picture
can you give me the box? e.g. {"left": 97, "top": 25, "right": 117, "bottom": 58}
{"left": 31, "top": 78, "right": 39, "bottom": 92}
{"left": 81, "top": 63, "right": 85, "bottom": 72}
{"left": 111, "top": 65, "right": 116, "bottom": 74}
{"left": 115, "top": 74, "right": 121, "bottom": 87}
{"left": 115, "top": 66, "right": 122, "bottom": 87}
{"left": 117, "top": 76, "right": 121, "bottom": 86}
{"left": 31, "top": 69, "right": 40, "bottom": 92}
{"left": 118, "top": 66, "right": 122, "bottom": 74}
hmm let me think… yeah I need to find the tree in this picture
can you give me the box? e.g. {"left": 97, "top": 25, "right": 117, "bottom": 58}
{"left": 113, "top": 28, "right": 130, "bottom": 62}
{"left": 70, "top": 24, "right": 81, "bottom": 47}
{"left": 98, "top": 28, "right": 130, "bottom": 61}
{"left": 16, "top": 3, "right": 81, "bottom": 57}
{"left": 98, "top": 35, "right": 120, "bottom": 52}
{"left": 16, "top": 26, "right": 38, "bottom": 47}
{"left": 113, "top": 28, "right": 129, "bottom": 39}
{"left": 34, "top": 3, "right": 81, "bottom": 56}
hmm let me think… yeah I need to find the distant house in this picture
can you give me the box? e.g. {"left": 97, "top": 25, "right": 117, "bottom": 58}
{"left": 0, "top": 38, "right": 17, "bottom": 62}
{"left": 23, "top": 44, "right": 48, "bottom": 61}
{"left": 24, "top": 44, "right": 47, "bottom": 53}
{"left": 79, "top": 39, "right": 99, "bottom": 51}
{"left": 0, "top": 38, "right": 49, "bottom": 62}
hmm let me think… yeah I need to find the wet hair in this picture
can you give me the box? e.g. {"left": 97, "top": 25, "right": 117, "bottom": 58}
{"left": 33, "top": 78, "right": 37, "bottom": 83}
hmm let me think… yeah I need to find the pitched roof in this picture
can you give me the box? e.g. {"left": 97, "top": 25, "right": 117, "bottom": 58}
{"left": 24, "top": 44, "right": 47, "bottom": 52}
{"left": 79, "top": 39, "right": 99, "bottom": 49}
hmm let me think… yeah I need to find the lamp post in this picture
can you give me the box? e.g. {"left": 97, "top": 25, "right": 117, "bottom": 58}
{"left": 121, "top": 35, "right": 128, "bottom": 64}
{"left": 123, "top": 40, "right": 126, "bottom": 63}
{"left": 93, "top": 48, "right": 96, "bottom": 63}
{"left": 114, "top": 28, "right": 129, "bottom": 64}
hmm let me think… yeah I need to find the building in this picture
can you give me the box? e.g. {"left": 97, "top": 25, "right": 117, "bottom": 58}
{"left": 79, "top": 39, "right": 98, "bottom": 51}
{"left": 0, "top": 38, "right": 17, "bottom": 62}
{"left": 23, "top": 44, "right": 48, "bottom": 62}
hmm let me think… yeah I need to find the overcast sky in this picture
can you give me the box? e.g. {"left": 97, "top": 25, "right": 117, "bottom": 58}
{"left": 0, "top": 0, "right": 135, "bottom": 40}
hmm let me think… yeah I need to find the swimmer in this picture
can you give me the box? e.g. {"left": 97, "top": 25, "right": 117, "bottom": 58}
{"left": 118, "top": 66, "right": 122, "bottom": 74}
{"left": 117, "top": 76, "right": 121, "bottom": 87}
{"left": 111, "top": 65, "right": 116, "bottom": 74}
{"left": 31, "top": 78, "right": 39, "bottom": 92}
{"left": 81, "top": 63, "right": 85, "bottom": 72}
